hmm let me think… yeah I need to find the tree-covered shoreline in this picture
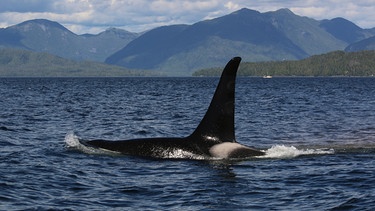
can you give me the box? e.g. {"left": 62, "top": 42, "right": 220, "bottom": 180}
{"left": 193, "top": 51, "right": 375, "bottom": 77}
{"left": 2, "top": 48, "right": 375, "bottom": 77}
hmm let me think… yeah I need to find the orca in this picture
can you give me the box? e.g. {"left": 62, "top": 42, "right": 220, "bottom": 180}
{"left": 82, "top": 57, "right": 265, "bottom": 159}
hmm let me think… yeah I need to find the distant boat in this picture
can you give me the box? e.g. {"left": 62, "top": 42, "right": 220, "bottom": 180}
{"left": 263, "top": 75, "right": 272, "bottom": 78}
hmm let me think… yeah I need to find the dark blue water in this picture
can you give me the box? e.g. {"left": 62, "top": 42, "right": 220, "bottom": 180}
{"left": 1, "top": 77, "right": 374, "bottom": 210}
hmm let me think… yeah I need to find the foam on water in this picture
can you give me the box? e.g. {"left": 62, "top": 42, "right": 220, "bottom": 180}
{"left": 64, "top": 132, "right": 80, "bottom": 148}
{"left": 64, "top": 132, "right": 121, "bottom": 156}
{"left": 260, "top": 145, "right": 335, "bottom": 159}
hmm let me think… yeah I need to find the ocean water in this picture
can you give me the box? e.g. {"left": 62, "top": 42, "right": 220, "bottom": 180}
{"left": 1, "top": 77, "right": 374, "bottom": 210}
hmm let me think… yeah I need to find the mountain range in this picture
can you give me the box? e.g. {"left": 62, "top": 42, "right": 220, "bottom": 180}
{"left": 1, "top": 8, "right": 375, "bottom": 76}
{"left": 0, "top": 19, "right": 138, "bottom": 62}
{"left": 106, "top": 8, "right": 375, "bottom": 75}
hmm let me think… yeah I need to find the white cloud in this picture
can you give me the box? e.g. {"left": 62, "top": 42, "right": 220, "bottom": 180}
{"left": 0, "top": 0, "right": 374, "bottom": 34}
{"left": 225, "top": 1, "right": 241, "bottom": 10}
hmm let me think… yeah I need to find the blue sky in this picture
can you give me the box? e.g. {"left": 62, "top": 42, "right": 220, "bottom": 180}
{"left": 0, "top": 0, "right": 374, "bottom": 34}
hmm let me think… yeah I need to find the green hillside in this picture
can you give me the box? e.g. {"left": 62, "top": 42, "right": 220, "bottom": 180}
{"left": 193, "top": 51, "right": 375, "bottom": 77}
{"left": 0, "top": 48, "right": 153, "bottom": 77}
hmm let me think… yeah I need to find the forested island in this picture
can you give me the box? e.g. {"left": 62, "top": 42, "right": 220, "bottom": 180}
{"left": 0, "top": 48, "right": 154, "bottom": 77}
{"left": 193, "top": 51, "right": 375, "bottom": 77}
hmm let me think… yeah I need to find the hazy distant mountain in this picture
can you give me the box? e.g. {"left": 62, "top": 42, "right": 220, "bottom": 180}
{"left": 345, "top": 36, "right": 375, "bottom": 52}
{"left": 106, "top": 8, "right": 372, "bottom": 75}
{"left": 319, "top": 17, "right": 372, "bottom": 43}
{"left": 0, "top": 19, "right": 138, "bottom": 62}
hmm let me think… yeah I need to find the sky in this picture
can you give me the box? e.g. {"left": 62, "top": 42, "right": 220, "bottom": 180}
{"left": 0, "top": 0, "right": 374, "bottom": 35}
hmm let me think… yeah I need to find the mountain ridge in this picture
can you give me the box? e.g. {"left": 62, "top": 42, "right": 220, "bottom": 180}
{"left": 0, "top": 19, "right": 139, "bottom": 62}
{"left": 106, "top": 8, "right": 373, "bottom": 75}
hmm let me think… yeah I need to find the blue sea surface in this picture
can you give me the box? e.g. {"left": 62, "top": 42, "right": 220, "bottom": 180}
{"left": 1, "top": 77, "right": 374, "bottom": 210}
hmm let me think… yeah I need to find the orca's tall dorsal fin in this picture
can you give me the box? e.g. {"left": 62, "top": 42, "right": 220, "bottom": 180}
{"left": 189, "top": 57, "right": 241, "bottom": 144}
